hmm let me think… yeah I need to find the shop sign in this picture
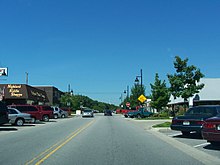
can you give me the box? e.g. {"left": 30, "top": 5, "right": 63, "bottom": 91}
{"left": 7, "top": 84, "right": 23, "bottom": 97}
{"left": 30, "top": 90, "right": 46, "bottom": 99}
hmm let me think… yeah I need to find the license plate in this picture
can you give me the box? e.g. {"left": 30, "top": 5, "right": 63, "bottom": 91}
{"left": 183, "top": 121, "right": 190, "bottom": 125}
{"left": 217, "top": 125, "right": 220, "bottom": 131}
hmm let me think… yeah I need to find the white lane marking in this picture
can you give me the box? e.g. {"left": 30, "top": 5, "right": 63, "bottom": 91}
{"left": 194, "top": 142, "right": 210, "bottom": 148}
{"left": 168, "top": 133, "right": 182, "bottom": 137}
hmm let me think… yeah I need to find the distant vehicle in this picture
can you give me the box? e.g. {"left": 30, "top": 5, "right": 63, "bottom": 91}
{"left": 171, "top": 105, "right": 220, "bottom": 136}
{"left": 7, "top": 108, "right": 32, "bottom": 126}
{"left": 202, "top": 115, "right": 220, "bottom": 145}
{"left": 104, "top": 110, "right": 112, "bottom": 116}
{"left": 60, "top": 107, "right": 71, "bottom": 116}
{"left": 52, "top": 106, "right": 68, "bottom": 119}
{"left": 82, "top": 109, "right": 94, "bottom": 117}
{"left": 93, "top": 110, "right": 99, "bottom": 113}
{"left": 124, "top": 109, "right": 138, "bottom": 118}
{"left": 8, "top": 105, "right": 54, "bottom": 122}
{"left": 127, "top": 107, "right": 153, "bottom": 118}
{"left": 59, "top": 109, "right": 68, "bottom": 118}
{"left": 0, "top": 101, "right": 9, "bottom": 125}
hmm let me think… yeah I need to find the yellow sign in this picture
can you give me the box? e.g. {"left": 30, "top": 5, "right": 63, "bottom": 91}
{"left": 138, "top": 94, "right": 147, "bottom": 103}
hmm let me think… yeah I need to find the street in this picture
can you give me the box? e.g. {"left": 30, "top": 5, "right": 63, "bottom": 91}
{"left": 0, "top": 114, "right": 219, "bottom": 165}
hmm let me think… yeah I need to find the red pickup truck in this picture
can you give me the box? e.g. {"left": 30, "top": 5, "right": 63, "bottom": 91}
{"left": 116, "top": 109, "right": 137, "bottom": 117}
{"left": 8, "top": 105, "right": 54, "bottom": 122}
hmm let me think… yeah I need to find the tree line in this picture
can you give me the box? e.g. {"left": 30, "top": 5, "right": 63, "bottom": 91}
{"left": 60, "top": 93, "right": 117, "bottom": 112}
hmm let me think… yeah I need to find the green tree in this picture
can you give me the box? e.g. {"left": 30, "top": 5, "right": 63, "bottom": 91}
{"left": 60, "top": 94, "right": 118, "bottom": 112}
{"left": 150, "top": 73, "right": 170, "bottom": 112}
{"left": 130, "top": 84, "right": 145, "bottom": 107}
{"left": 167, "top": 56, "right": 205, "bottom": 102}
{"left": 60, "top": 92, "right": 73, "bottom": 108}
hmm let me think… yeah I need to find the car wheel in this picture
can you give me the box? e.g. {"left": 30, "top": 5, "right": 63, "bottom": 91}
{"left": 15, "top": 118, "right": 24, "bottom": 126}
{"left": 137, "top": 114, "right": 141, "bottom": 119}
{"left": 54, "top": 114, "right": 58, "bottom": 119}
{"left": 181, "top": 131, "right": 190, "bottom": 136}
{"left": 31, "top": 117, "right": 36, "bottom": 123}
{"left": 42, "top": 115, "right": 49, "bottom": 122}
{"left": 61, "top": 114, "right": 65, "bottom": 118}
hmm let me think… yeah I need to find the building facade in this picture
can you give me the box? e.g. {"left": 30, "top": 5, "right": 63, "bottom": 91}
{"left": 169, "top": 78, "right": 220, "bottom": 108}
{"left": 0, "top": 84, "right": 49, "bottom": 105}
{"left": 34, "top": 86, "right": 64, "bottom": 106}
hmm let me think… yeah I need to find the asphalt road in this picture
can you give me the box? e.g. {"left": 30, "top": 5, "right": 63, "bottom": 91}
{"left": 0, "top": 114, "right": 219, "bottom": 165}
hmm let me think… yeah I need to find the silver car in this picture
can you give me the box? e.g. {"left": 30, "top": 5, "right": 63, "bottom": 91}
{"left": 52, "top": 106, "right": 68, "bottom": 118}
{"left": 7, "top": 108, "right": 33, "bottom": 126}
{"left": 82, "top": 109, "right": 94, "bottom": 117}
{"left": 59, "top": 109, "right": 68, "bottom": 118}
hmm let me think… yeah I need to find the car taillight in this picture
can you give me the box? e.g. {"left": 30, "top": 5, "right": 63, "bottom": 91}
{"left": 203, "top": 123, "right": 216, "bottom": 129}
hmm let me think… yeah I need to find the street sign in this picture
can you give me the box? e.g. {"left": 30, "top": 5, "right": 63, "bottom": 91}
{"left": 138, "top": 94, "right": 147, "bottom": 103}
{"left": 126, "top": 102, "right": 130, "bottom": 107}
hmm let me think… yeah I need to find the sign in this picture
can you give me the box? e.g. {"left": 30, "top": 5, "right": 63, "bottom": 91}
{"left": 126, "top": 102, "right": 130, "bottom": 107}
{"left": 138, "top": 94, "right": 147, "bottom": 103}
{"left": 0, "top": 68, "right": 8, "bottom": 76}
{"left": 7, "top": 84, "right": 23, "bottom": 97}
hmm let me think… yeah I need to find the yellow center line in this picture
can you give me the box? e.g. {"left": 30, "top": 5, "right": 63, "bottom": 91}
{"left": 25, "top": 120, "right": 95, "bottom": 165}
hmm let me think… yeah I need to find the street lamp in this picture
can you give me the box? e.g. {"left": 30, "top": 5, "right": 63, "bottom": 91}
{"left": 123, "top": 86, "right": 129, "bottom": 100}
{"left": 135, "top": 69, "right": 143, "bottom": 87}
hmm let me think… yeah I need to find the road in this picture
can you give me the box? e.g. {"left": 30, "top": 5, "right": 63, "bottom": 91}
{"left": 0, "top": 114, "right": 219, "bottom": 165}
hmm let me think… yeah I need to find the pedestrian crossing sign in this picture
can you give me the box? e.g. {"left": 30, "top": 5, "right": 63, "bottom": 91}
{"left": 138, "top": 94, "right": 147, "bottom": 103}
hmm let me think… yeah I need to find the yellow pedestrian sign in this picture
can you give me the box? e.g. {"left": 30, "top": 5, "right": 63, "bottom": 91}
{"left": 138, "top": 94, "right": 147, "bottom": 103}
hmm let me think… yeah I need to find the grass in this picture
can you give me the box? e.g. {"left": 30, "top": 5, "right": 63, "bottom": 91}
{"left": 152, "top": 122, "right": 171, "bottom": 128}
{"left": 135, "top": 116, "right": 171, "bottom": 120}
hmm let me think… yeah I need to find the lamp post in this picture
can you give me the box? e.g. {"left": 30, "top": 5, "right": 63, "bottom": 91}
{"left": 135, "top": 69, "right": 143, "bottom": 87}
{"left": 123, "top": 85, "right": 129, "bottom": 100}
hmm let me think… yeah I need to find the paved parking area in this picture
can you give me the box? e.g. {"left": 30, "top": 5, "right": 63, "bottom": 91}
{"left": 123, "top": 117, "right": 220, "bottom": 160}
{"left": 158, "top": 128, "right": 220, "bottom": 159}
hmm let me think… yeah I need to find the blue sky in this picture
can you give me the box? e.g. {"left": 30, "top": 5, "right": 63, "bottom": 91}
{"left": 0, "top": 0, "right": 220, "bottom": 105}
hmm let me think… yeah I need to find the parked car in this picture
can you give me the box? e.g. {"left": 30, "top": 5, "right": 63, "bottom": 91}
{"left": 52, "top": 106, "right": 68, "bottom": 118}
{"left": 202, "top": 115, "right": 220, "bottom": 145}
{"left": 124, "top": 109, "right": 138, "bottom": 118}
{"left": 59, "top": 109, "right": 68, "bottom": 118}
{"left": 0, "top": 101, "right": 9, "bottom": 125}
{"left": 104, "top": 110, "right": 112, "bottom": 116}
{"left": 82, "top": 109, "right": 94, "bottom": 117}
{"left": 8, "top": 105, "right": 54, "bottom": 122}
{"left": 60, "top": 107, "right": 71, "bottom": 116}
{"left": 7, "top": 108, "right": 32, "bottom": 126}
{"left": 127, "top": 107, "right": 153, "bottom": 118}
{"left": 171, "top": 105, "right": 220, "bottom": 136}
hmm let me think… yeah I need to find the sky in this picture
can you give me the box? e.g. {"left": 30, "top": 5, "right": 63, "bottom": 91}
{"left": 0, "top": 0, "right": 220, "bottom": 105}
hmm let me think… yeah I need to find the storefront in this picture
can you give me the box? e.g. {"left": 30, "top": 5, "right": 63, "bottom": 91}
{"left": 0, "top": 84, "right": 49, "bottom": 105}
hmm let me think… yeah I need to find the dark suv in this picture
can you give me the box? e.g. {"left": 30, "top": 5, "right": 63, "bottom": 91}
{"left": 8, "top": 105, "right": 54, "bottom": 122}
{"left": 171, "top": 105, "right": 220, "bottom": 135}
{"left": 0, "top": 101, "right": 9, "bottom": 125}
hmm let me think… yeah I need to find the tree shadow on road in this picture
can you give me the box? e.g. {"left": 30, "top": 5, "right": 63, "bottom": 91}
{"left": 204, "top": 144, "right": 220, "bottom": 151}
{"left": 0, "top": 126, "right": 18, "bottom": 131}
{"left": 173, "top": 133, "right": 203, "bottom": 140}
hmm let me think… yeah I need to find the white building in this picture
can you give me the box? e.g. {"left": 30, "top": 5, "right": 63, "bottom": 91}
{"left": 169, "top": 78, "right": 220, "bottom": 107}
